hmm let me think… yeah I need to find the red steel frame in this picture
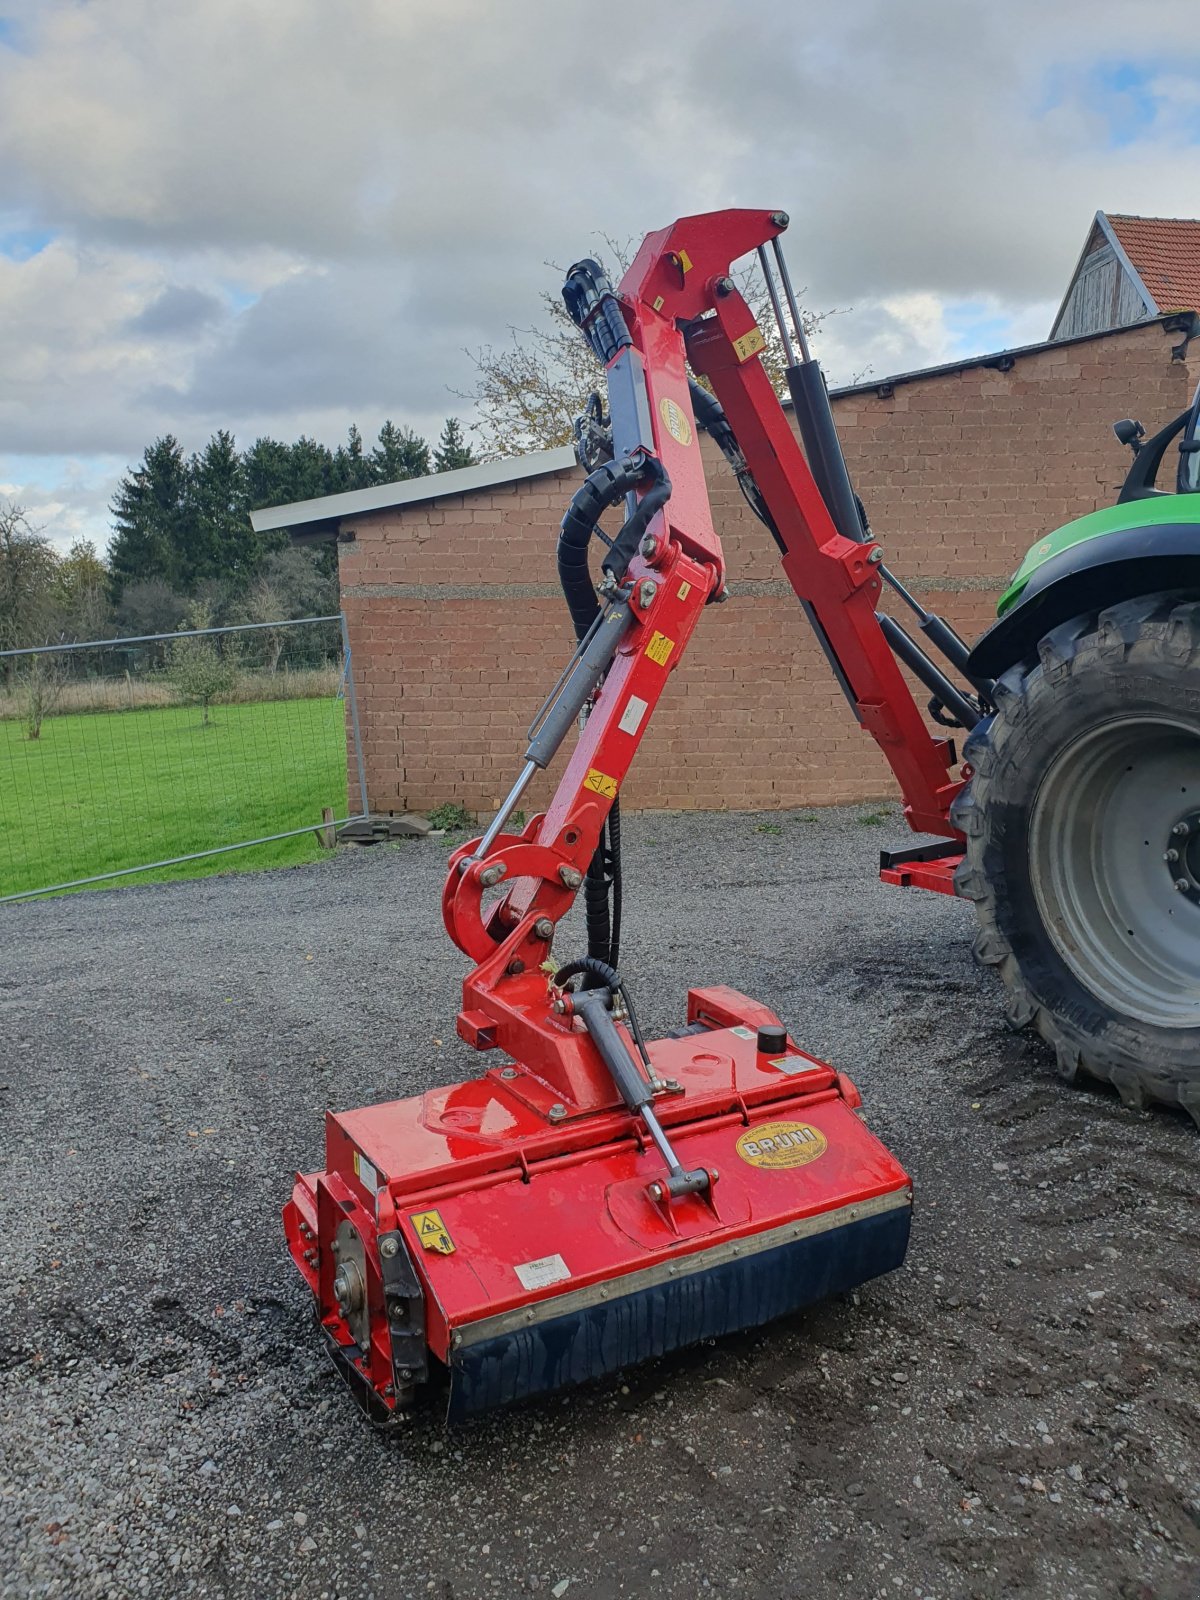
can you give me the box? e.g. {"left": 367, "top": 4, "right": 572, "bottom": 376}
{"left": 441, "top": 208, "right": 964, "bottom": 1116}
{"left": 286, "top": 208, "right": 932, "bottom": 1420}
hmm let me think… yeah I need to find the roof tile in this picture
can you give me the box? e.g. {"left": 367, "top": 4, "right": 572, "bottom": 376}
{"left": 1106, "top": 213, "right": 1200, "bottom": 313}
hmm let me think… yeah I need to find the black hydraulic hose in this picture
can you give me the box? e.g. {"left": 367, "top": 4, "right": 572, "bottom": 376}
{"left": 552, "top": 956, "right": 651, "bottom": 1067}
{"left": 563, "top": 259, "right": 632, "bottom": 365}
{"left": 557, "top": 452, "right": 658, "bottom": 642}
{"left": 557, "top": 455, "right": 660, "bottom": 975}
{"left": 687, "top": 377, "right": 786, "bottom": 557}
{"left": 582, "top": 840, "right": 612, "bottom": 972}
{"left": 600, "top": 457, "right": 670, "bottom": 583}
{"left": 606, "top": 797, "right": 622, "bottom": 968}
{"left": 580, "top": 796, "right": 623, "bottom": 971}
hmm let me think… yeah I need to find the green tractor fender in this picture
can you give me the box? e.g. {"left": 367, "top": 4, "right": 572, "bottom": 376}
{"left": 968, "top": 493, "right": 1200, "bottom": 679}
{"left": 952, "top": 387, "right": 1200, "bottom": 1120}
{"left": 968, "top": 389, "right": 1200, "bottom": 680}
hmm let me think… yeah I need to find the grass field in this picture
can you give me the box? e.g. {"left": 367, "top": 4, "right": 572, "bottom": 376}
{"left": 0, "top": 697, "right": 351, "bottom": 900}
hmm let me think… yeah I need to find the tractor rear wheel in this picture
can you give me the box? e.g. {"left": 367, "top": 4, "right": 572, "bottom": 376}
{"left": 952, "top": 593, "right": 1200, "bottom": 1123}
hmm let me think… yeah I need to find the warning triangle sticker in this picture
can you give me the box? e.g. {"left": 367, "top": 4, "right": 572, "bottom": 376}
{"left": 409, "top": 1208, "right": 455, "bottom": 1255}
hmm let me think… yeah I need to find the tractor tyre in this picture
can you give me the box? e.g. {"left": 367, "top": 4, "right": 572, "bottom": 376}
{"left": 951, "top": 593, "right": 1200, "bottom": 1124}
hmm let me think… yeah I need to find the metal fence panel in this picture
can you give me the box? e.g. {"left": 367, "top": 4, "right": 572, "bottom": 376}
{"left": 0, "top": 614, "right": 367, "bottom": 902}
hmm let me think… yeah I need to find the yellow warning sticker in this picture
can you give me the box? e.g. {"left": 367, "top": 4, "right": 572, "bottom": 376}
{"left": 644, "top": 630, "right": 675, "bottom": 667}
{"left": 410, "top": 1209, "right": 456, "bottom": 1254}
{"left": 677, "top": 581, "right": 691, "bottom": 601}
{"left": 659, "top": 395, "right": 693, "bottom": 447}
{"left": 735, "top": 1120, "right": 828, "bottom": 1171}
{"left": 583, "top": 767, "right": 618, "bottom": 800}
{"left": 677, "top": 248, "right": 693, "bottom": 274}
{"left": 733, "top": 326, "right": 767, "bottom": 363}
{"left": 652, "top": 294, "right": 665, "bottom": 312}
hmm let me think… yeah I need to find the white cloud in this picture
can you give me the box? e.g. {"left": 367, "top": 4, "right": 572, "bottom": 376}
{"left": 1, "top": 0, "right": 1199, "bottom": 549}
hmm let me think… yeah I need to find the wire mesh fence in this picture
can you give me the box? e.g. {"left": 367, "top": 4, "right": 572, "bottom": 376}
{"left": 0, "top": 614, "right": 368, "bottom": 902}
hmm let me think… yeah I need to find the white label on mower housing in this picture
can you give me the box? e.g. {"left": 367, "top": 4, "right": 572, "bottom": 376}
{"left": 514, "top": 1253, "right": 571, "bottom": 1291}
{"left": 618, "top": 695, "right": 648, "bottom": 737}
{"left": 354, "top": 1152, "right": 380, "bottom": 1194}
{"left": 769, "top": 1055, "right": 823, "bottom": 1077}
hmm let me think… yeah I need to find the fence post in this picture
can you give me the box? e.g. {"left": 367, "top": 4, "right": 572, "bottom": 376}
{"left": 340, "top": 611, "right": 369, "bottom": 820}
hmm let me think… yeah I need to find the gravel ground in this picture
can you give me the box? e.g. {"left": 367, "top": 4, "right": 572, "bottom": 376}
{"left": 1, "top": 806, "right": 1197, "bottom": 1600}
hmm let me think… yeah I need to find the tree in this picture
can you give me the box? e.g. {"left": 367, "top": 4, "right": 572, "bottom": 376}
{"left": 287, "top": 436, "right": 338, "bottom": 501}
{"left": 241, "top": 548, "right": 339, "bottom": 670}
{"left": 0, "top": 502, "right": 59, "bottom": 656}
{"left": 115, "top": 578, "right": 189, "bottom": 639}
{"left": 108, "top": 435, "right": 193, "bottom": 597}
{"left": 188, "top": 430, "right": 251, "bottom": 587}
{"left": 243, "top": 436, "right": 296, "bottom": 511}
{"left": 433, "top": 417, "right": 475, "bottom": 473}
{"left": 53, "top": 541, "right": 112, "bottom": 642}
{"left": 18, "top": 652, "right": 66, "bottom": 740}
{"left": 166, "top": 603, "right": 239, "bottom": 725}
{"left": 458, "top": 245, "right": 832, "bottom": 458}
{"left": 370, "top": 420, "right": 429, "bottom": 484}
{"left": 331, "top": 424, "right": 375, "bottom": 494}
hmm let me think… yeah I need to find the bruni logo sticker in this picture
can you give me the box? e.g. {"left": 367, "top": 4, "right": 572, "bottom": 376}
{"left": 659, "top": 395, "right": 693, "bottom": 447}
{"left": 735, "top": 1120, "right": 828, "bottom": 1170}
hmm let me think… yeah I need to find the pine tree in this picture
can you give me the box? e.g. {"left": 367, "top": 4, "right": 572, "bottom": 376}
{"left": 288, "top": 436, "right": 337, "bottom": 501}
{"left": 188, "top": 431, "right": 250, "bottom": 587}
{"left": 370, "top": 420, "right": 429, "bottom": 484}
{"left": 433, "top": 417, "right": 476, "bottom": 473}
{"left": 108, "top": 436, "right": 193, "bottom": 597}
{"left": 243, "top": 437, "right": 296, "bottom": 510}
{"left": 331, "top": 423, "right": 375, "bottom": 493}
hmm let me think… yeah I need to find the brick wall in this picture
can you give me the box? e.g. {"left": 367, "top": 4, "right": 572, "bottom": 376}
{"left": 340, "top": 321, "right": 1199, "bottom": 818}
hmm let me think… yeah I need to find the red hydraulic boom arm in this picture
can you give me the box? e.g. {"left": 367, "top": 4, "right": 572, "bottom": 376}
{"left": 286, "top": 208, "right": 927, "bottom": 1423}
{"left": 441, "top": 207, "right": 971, "bottom": 1119}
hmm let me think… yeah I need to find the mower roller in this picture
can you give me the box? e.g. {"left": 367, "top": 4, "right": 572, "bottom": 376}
{"left": 286, "top": 206, "right": 1200, "bottom": 1425}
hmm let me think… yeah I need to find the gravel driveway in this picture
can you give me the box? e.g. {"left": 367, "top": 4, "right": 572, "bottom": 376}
{"left": 2, "top": 808, "right": 1197, "bottom": 1599}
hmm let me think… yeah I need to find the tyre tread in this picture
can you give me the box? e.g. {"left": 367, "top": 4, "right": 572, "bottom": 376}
{"left": 953, "top": 593, "right": 1200, "bottom": 1119}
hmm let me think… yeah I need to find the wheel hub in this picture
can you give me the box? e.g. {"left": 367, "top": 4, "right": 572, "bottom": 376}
{"left": 1030, "top": 715, "right": 1200, "bottom": 1030}
{"left": 1165, "top": 810, "right": 1200, "bottom": 905}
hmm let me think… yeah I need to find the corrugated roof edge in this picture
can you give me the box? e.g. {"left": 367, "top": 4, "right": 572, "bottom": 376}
{"left": 251, "top": 313, "right": 1198, "bottom": 535}
{"left": 828, "top": 311, "right": 1193, "bottom": 401}
{"left": 249, "top": 444, "right": 578, "bottom": 534}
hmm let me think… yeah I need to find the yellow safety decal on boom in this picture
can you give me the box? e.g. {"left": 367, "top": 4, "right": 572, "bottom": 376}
{"left": 584, "top": 767, "right": 618, "bottom": 800}
{"left": 652, "top": 295, "right": 665, "bottom": 312}
{"left": 645, "top": 631, "right": 675, "bottom": 667}
{"left": 733, "top": 326, "right": 767, "bottom": 363}
{"left": 677, "top": 248, "right": 693, "bottom": 274}
{"left": 677, "top": 581, "right": 691, "bottom": 601}
{"left": 410, "top": 1209, "right": 456, "bottom": 1254}
{"left": 735, "top": 1120, "right": 828, "bottom": 1170}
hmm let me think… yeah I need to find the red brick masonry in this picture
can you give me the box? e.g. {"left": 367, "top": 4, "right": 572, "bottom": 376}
{"left": 338, "top": 320, "right": 1198, "bottom": 817}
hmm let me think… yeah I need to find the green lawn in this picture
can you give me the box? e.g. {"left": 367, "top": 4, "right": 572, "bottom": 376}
{"left": 0, "top": 697, "right": 351, "bottom": 900}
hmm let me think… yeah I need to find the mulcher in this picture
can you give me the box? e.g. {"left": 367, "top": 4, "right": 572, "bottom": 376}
{"left": 286, "top": 208, "right": 1200, "bottom": 1425}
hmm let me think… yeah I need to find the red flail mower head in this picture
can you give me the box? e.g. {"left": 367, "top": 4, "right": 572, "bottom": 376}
{"left": 283, "top": 208, "right": 913, "bottom": 1425}
{"left": 284, "top": 989, "right": 910, "bottom": 1423}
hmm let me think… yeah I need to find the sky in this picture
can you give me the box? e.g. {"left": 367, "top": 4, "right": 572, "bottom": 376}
{"left": 2, "top": 1, "right": 1200, "bottom": 553}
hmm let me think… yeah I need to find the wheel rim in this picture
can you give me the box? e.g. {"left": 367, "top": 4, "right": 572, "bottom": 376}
{"left": 1030, "top": 715, "right": 1200, "bottom": 1028}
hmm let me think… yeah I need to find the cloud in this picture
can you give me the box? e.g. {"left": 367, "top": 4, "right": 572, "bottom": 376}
{"left": 1, "top": 0, "right": 1199, "bottom": 550}
{"left": 126, "top": 284, "right": 224, "bottom": 338}
{"left": 0, "top": 453, "right": 126, "bottom": 555}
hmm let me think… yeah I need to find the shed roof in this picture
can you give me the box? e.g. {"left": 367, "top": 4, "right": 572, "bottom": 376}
{"left": 249, "top": 314, "right": 1196, "bottom": 536}
{"left": 249, "top": 445, "right": 576, "bottom": 538}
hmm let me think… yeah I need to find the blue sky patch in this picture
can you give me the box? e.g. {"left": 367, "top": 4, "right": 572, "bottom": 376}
{"left": 1040, "top": 56, "right": 1200, "bottom": 149}
{"left": 943, "top": 300, "right": 1016, "bottom": 359}
{"left": 0, "top": 226, "right": 55, "bottom": 261}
